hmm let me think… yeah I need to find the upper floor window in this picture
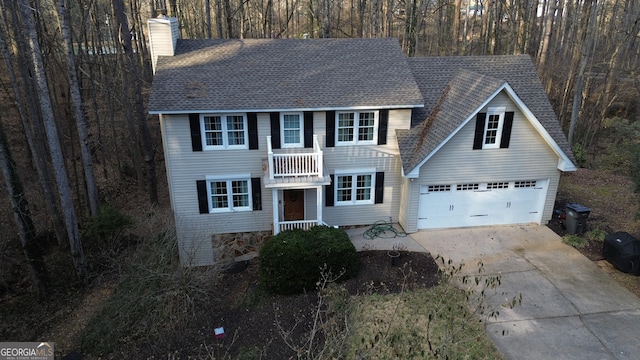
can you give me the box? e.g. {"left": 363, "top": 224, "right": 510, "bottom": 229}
{"left": 336, "top": 111, "right": 378, "bottom": 145}
{"left": 482, "top": 107, "right": 505, "bottom": 149}
{"left": 281, "top": 113, "right": 303, "bottom": 148}
{"left": 201, "top": 113, "right": 248, "bottom": 150}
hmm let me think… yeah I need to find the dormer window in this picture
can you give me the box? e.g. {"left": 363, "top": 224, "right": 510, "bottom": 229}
{"left": 473, "top": 107, "right": 514, "bottom": 150}
{"left": 482, "top": 107, "right": 505, "bottom": 149}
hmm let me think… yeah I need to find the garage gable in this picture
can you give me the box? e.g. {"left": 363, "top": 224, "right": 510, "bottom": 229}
{"left": 400, "top": 77, "right": 576, "bottom": 178}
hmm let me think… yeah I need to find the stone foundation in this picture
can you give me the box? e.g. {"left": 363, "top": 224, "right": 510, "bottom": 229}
{"left": 212, "top": 231, "right": 272, "bottom": 265}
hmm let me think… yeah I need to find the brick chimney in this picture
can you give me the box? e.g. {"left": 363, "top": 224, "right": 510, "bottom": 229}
{"left": 147, "top": 15, "right": 180, "bottom": 74}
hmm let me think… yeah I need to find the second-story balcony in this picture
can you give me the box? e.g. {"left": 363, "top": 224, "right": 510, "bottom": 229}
{"left": 264, "top": 134, "right": 329, "bottom": 187}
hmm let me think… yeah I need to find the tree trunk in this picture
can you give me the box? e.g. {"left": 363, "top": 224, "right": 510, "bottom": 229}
{"left": 0, "top": 5, "right": 68, "bottom": 246}
{"left": 568, "top": 0, "right": 599, "bottom": 147}
{"left": 56, "top": 0, "right": 100, "bottom": 216}
{"left": 0, "top": 116, "right": 49, "bottom": 298}
{"left": 19, "top": 0, "right": 87, "bottom": 281}
{"left": 112, "top": 0, "right": 159, "bottom": 205}
{"left": 205, "top": 0, "right": 212, "bottom": 38}
{"left": 537, "top": 0, "right": 556, "bottom": 69}
{"left": 215, "top": 0, "right": 224, "bottom": 38}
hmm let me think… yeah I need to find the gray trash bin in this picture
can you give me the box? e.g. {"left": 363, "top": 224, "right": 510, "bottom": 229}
{"left": 565, "top": 203, "right": 590, "bottom": 234}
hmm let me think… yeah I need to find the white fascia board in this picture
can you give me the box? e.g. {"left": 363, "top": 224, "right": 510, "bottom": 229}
{"left": 405, "top": 84, "right": 508, "bottom": 178}
{"left": 148, "top": 103, "right": 424, "bottom": 115}
{"left": 500, "top": 83, "right": 577, "bottom": 172}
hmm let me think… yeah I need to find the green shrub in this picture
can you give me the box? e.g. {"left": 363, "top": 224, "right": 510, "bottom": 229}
{"left": 563, "top": 234, "right": 587, "bottom": 248}
{"left": 259, "top": 226, "right": 359, "bottom": 295}
{"left": 572, "top": 143, "right": 588, "bottom": 168}
{"left": 83, "top": 204, "right": 133, "bottom": 240}
{"left": 585, "top": 229, "right": 607, "bottom": 242}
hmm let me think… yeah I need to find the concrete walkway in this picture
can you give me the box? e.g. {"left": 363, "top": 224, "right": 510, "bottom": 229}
{"left": 406, "top": 225, "right": 640, "bottom": 360}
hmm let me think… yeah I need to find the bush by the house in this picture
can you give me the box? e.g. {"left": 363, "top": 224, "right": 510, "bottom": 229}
{"left": 259, "top": 226, "right": 359, "bottom": 295}
{"left": 82, "top": 204, "right": 133, "bottom": 240}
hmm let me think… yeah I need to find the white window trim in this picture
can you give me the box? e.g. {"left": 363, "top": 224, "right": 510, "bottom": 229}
{"left": 201, "top": 113, "right": 249, "bottom": 150}
{"left": 335, "top": 111, "right": 378, "bottom": 146}
{"left": 205, "top": 174, "right": 252, "bottom": 213}
{"left": 482, "top": 107, "right": 506, "bottom": 149}
{"left": 280, "top": 112, "right": 304, "bottom": 148}
{"left": 334, "top": 168, "right": 376, "bottom": 206}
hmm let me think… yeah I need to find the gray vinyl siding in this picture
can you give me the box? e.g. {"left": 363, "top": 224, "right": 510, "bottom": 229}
{"left": 162, "top": 113, "right": 274, "bottom": 265}
{"left": 318, "top": 109, "right": 411, "bottom": 227}
{"left": 163, "top": 109, "right": 413, "bottom": 264}
{"left": 404, "top": 92, "right": 562, "bottom": 232}
{"left": 398, "top": 176, "right": 412, "bottom": 232}
{"left": 304, "top": 188, "right": 318, "bottom": 220}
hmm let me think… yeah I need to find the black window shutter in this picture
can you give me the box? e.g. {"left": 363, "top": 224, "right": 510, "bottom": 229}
{"left": 196, "top": 180, "right": 208, "bottom": 214}
{"left": 326, "top": 111, "right": 335, "bottom": 147}
{"left": 374, "top": 172, "right": 384, "bottom": 204}
{"left": 270, "top": 112, "right": 281, "bottom": 149}
{"left": 247, "top": 113, "right": 259, "bottom": 150}
{"left": 473, "top": 113, "right": 487, "bottom": 150}
{"left": 304, "top": 111, "right": 313, "bottom": 148}
{"left": 326, "top": 174, "right": 334, "bottom": 207}
{"left": 251, "top": 177, "right": 262, "bottom": 210}
{"left": 189, "top": 113, "right": 202, "bottom": 152}
{"left": 378, "top": 110, "right": 389, "bottom": 145}
{"left": 500, "top": 112, "right": 515, "bottom": 149}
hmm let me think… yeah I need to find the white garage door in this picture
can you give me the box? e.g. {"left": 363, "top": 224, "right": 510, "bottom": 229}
{"left": 417, "top": 179, "right": 548, "bottom": 229}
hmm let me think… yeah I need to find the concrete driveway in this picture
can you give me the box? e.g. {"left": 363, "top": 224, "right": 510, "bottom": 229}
{"left": 409, "top": 225, "right": 640, "bottom": 360}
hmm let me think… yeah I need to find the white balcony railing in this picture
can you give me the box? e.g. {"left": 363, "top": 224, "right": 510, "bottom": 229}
{"left": 267, "top": 135, "right": 323, "bottom": 180}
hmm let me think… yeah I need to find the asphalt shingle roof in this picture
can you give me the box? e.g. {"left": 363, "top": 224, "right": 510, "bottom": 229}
{"left": 148, "top": 38, "right": 424, "bottom": 113}
{"left": 400, "top": 55, "right": 575, "bottom": 174}
{"left": 398, "top": 69, "right": 506, "bottom": 173}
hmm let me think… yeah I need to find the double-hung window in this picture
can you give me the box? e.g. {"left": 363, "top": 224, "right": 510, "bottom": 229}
{"left": 336, "top": 111, "right": 377, "bottom": 145}
{"left": 207, "top": 176, "right": 252, "bottom": 212}
{"left": 482, "top": 107, "right": 505, "bottom": 149}
{"left": 202, "top": 114, "right": 248, "bottom": 149}
{"left": 281, "top": 113, "right": 303, "bottom": 147}
{"left": 335, "top": 169, "right": 375, "bottom": 205}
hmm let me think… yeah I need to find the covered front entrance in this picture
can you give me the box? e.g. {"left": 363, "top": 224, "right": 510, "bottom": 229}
{"left": 271, "top": 187, "right": 326, "bottom": 233}
{"left": 283, "top": 189, "right": 305, "bottom": 221}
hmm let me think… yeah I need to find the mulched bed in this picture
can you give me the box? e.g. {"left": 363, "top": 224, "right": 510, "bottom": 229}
{"left": 154, "top": 251, "right": 440, "bottom": 359}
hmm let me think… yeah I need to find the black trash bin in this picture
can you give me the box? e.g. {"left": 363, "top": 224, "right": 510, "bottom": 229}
{"left": 602, "top": 232, "right": 640, "bottom": 275}
{"left": 565, "top": 203, "right": 590, "bottom": 234}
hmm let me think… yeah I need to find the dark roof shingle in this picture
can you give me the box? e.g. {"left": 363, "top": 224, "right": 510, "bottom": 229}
{"left": 148, "top": 38, "right": 424, "bottom": 113}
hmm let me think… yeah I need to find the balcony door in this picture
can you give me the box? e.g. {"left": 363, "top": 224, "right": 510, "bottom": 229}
{"left": 283, "top": 189, "right": 305, "bottom": 221}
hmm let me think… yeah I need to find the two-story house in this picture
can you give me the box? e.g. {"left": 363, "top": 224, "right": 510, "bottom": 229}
{"left": 147, "top": 16, "right": 576, "bottom": 266}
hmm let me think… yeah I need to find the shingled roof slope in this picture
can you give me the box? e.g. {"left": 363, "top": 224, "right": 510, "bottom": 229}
{"left": 402, "top": 55, "right": 575, "bottom": 174}
{"left": 398, "top": 69, "right": 505, "bottom": 173}
{"left": 148, "top": 38, "right": 424, "bottom": 113}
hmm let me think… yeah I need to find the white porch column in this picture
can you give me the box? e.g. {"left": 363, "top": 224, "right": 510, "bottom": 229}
{"left": 272, "top": 189, "right": 280, "bottom": 234}
{"left": 316, "top": 185, "right": 323, "bottom": 226}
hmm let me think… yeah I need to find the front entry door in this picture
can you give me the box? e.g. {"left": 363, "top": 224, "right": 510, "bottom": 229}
{"left": 283, "top": 189, "right": 305, "bottom": 221}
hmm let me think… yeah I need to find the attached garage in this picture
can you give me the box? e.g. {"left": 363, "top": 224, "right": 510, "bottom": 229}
{"left": 417, "top": 179, "right": 549, "bottom": 229}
